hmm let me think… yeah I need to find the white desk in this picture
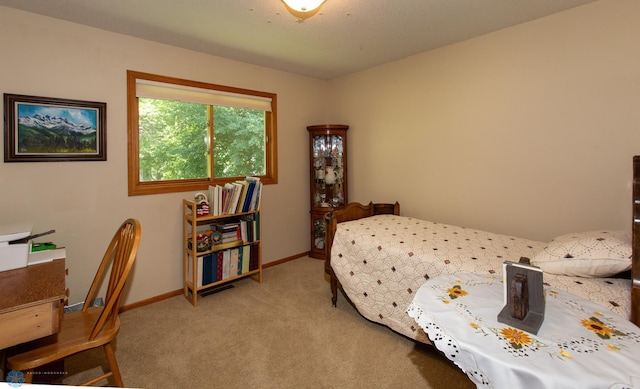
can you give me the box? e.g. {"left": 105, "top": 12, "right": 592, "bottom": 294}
{"left": 407, "top": 273, "right": 640, "bottom": 389}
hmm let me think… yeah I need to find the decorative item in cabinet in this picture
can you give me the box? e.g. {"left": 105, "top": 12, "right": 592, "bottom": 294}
{"left": 307, "top": 124, "right": 348, "bottom": 259}
{"left": 182, "top": 198, "right": 262, "bottom": 307}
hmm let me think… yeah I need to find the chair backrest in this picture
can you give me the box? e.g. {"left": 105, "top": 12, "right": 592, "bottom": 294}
{"left": 82, "top": 219, "right": 141, "bottom": 340}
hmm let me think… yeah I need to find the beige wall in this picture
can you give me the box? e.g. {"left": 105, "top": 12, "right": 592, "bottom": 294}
{"left": 2, "top": 0, "right": 639, "bottom": 306}
{"left": 329, "top": 0, "right": 640, "bottom": 242}
{"left": 0, "top": 7, "right": 329, "bottom": 305}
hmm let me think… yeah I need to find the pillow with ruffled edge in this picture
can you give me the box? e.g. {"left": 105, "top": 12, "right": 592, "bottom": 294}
{"left": 532, "top": 230, "right": 632, "bottom": 278}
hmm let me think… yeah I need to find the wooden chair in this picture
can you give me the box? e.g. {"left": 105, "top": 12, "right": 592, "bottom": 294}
{"left": 7, "top": 218, "right": 141, "bottom": 387}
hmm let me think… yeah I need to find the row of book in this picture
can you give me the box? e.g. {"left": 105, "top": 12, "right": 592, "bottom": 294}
{"left": 188, "top": 244, "right": 259, "bottom": 287}
{"left": 210, "top": 214, "right": 260, "bottom": 244}
{"left": 208, "top": 176, "right": 262, "bottom": 216}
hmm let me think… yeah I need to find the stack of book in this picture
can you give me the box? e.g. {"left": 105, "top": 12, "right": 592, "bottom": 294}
{"left": 208, "top": 176, "right": 263, "bottom": 216}
{"left": 207, "top": 214, "right": 260, "bottom": 246}
{"left": 211, "top": 222, "right": 242, "bottom": 244}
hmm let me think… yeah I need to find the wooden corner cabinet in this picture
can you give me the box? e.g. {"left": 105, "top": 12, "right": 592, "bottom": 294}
{"left": 183, "top": 199, "right": 262, "bottom": 307}
{"left": 307, "top": 124, "right": 349, "bottom": 259}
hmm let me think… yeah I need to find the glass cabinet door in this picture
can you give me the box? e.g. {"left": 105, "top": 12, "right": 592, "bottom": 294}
{"left": 312, "top": 133, "right": 345, "bottom": 208}
{"left": 312, "top": 213, "right": 326, "bottom": 251}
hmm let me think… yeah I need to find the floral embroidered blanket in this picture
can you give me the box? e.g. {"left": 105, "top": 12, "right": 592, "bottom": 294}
{"left": 407, "top": 273, "right": 640, "bottom": 388}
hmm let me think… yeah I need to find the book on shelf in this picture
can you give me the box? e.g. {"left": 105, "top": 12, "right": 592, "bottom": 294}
{"left": 220, "top": 184, "right": 230, "bottom": 215}
{"left": 187, "top": 255, "right": 204, "bottom": 287}
{"left": 248, "top": 244, "right": 259, "bottom": 271}
{"left": 246, "top": 176, "right": 263, "bottom": 211}
{"left": 222, "top": 250, "right": 231, "bottom": 279}
{"left": 216, "top": 252, "right": 223, "bottom": 281}
{"left": 239, "top": 246, "right": 248, "bottom": 274}
{"left": 240, "top": 220, "right": 248, "bottom": 242}
{"left": 229, "top": 248, "right": 239, "bottom": 276}
{"left": 221, "top": 229, "right": 240, "bottom": 243}
{"left": 254, "top": 213, "right": 260, "bottom": 241}
{"left": 243, "top": 245, "right": 251, "bottom": 273}
{"left": 234, "top": 181, "right": 248, "bottom": 213}
{"left": 253, "top": 181, "right": 262, "bottom": 211}
{"left": 241, "top": 180, "right": 256, "bottom": 213}
{"left": 207, "top": 183, "right": 224, "bottom": 216}
{"left": 230, "top": 182, "right": 243, "bottom": 214}
{"left": 202, "top": 253, "right": 217, "bottom": 285}
{"left": 222, "top": 183, "right": 235, "bottom": 215}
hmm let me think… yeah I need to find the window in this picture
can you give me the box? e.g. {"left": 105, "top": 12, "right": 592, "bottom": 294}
{"left": 127, "top": 70, "right": 277, "bottom": 195}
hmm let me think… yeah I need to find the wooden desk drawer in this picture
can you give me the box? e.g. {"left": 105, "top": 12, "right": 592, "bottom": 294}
{"left": 0, "top": 301, "right": 60, "bottom": 349}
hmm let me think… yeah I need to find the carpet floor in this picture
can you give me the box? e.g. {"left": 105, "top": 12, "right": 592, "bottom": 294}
{"left": 64, "top": 257, "right": 474, "bottom": 388}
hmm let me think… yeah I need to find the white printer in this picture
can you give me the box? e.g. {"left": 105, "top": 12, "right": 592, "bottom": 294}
{"left": 0, "top": 222, "right": 34, "bottom": 272}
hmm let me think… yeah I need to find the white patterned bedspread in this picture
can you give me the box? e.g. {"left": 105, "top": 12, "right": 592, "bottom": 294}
{"left": 330, "top": 214, "right": 632, "bottom": 343}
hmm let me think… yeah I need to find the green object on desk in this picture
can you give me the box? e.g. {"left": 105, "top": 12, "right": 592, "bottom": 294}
{"left": 31, "top": 242, "right": 57, "bottom": 252}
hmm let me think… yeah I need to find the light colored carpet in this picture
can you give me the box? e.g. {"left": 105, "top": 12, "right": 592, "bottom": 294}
{"left": 64, "top": 257, "right": 474, "bottom": 388}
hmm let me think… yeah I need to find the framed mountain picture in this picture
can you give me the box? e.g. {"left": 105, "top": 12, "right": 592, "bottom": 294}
{"left": 4, "top": 94, "right": 106, "bottom": 162}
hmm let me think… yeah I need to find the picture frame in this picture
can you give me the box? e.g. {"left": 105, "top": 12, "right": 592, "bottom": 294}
{"left": 3, "top": 94, "right": 106, "bottom": 162}
{"left": 497, "top": 259, "right": 545, "bottom": 334}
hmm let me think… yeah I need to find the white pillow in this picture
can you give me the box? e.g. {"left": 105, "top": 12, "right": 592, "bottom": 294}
{"left": 532, "top": 230, "right": 632, "bottom": 278}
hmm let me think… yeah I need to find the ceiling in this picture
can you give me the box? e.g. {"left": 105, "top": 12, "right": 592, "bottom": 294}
{"left": 0, "top": 0, "right": 598, "bottom": 80}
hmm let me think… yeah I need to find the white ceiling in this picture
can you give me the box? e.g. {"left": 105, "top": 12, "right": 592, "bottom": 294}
{"left": 0, "top": 0, "right": 598, "bottom": 80}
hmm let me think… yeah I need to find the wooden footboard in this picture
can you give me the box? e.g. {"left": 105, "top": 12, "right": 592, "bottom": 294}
{"left": 324, "top": 201, "right": 400, "bottom": 306}
{"left": 632, "top": 156, "right": 640, "bottom": 326}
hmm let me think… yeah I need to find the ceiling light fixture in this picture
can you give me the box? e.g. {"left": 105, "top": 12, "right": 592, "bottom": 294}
{"left": 281, "top": 0, "right": 326, "bottom": 20}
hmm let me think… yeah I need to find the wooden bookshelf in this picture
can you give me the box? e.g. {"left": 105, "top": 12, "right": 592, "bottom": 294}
{"left": 182, "top": 199, "right": 262, "bottom": 307}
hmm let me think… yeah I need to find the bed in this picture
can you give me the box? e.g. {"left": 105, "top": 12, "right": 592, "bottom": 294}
{"left": 325, "top": 199, "right": 639, "bottom": 344}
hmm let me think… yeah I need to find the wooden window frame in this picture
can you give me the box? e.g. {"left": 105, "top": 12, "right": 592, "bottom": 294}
{"left": 127, "top": 70, "right": 277, "bottom": 196}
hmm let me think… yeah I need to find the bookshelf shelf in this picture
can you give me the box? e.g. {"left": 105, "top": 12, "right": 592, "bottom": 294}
{"left": 182, "top": 199, "right": 262, "bottom": 307}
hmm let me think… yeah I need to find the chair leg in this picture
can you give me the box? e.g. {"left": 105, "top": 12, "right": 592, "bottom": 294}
{"left": 103, "top": 343, "right": 124, "bottom": 387}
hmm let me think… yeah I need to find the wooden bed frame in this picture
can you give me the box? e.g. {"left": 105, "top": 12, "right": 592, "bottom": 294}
{"left": 324, "top": 201, "right": 400, "bottom": 307}
{"left": 632, "top": 156, "right": 640, "bottom": 326}
{"left": 326, "top": 190, "right": 640, "bottom": 327}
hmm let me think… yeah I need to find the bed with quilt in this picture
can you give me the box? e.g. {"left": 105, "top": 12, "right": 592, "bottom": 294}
{"left": 324, "top": 201, "right": 637, "bottom": 344}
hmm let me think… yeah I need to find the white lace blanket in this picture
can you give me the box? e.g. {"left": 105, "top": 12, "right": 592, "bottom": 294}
{"left": 330, "top": 215, "right": 632, "bottom": 342}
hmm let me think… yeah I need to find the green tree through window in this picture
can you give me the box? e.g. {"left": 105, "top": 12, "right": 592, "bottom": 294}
{"left": 213, "top": 106, "right": 266, "bottom": 178}
{"left": 138, "top": 99, "right": 209, "bottom": 181}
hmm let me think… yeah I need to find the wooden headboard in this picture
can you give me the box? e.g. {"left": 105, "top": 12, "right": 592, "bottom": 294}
{"left": 324, "top": 202, "right": 400, "bottom": 306}
{"left": 632, "top": 156, "right": 640, "bottom": 326}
